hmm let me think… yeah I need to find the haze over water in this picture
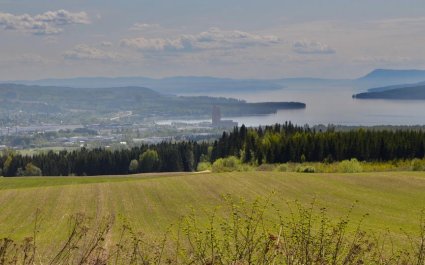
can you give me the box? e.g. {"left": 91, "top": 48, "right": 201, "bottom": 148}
{"left": 184, "top": 85, "right": 425, "bottom": 127}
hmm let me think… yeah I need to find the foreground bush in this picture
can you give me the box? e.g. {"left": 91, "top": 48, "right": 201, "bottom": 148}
{"left": 222, "top": 159, "right": 419, "bottom": 173}
{"left": 1, "top": 198, "right": 424, "bottom": 264}
{"left": 211, "top": 156, "right": 242, "bottom": 172}
{"left": 338, "top": 158, "right": 363, "bottom": 173}
{"left": 296, "top": 165, "right": 316, "bottom": 173}
{"left": 412, "top": 158, "right": 425, "bottom": 171}
{"left": 256, "top": 163, "right": 277, "bottom": 171}
{"left": 196, "top": 161, "right": 212, "bottom": 171}
{"left": 274, "top": 163, "right": 288, "bottom": 172}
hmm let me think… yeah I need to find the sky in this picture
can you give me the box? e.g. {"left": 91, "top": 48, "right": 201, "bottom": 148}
{"left": 1, "top": 0, "right": 425, "bottom": 80}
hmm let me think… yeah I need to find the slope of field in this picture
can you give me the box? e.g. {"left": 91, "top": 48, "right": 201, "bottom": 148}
{"left": 1, "top": 171, "right": 425, "bottom": 251}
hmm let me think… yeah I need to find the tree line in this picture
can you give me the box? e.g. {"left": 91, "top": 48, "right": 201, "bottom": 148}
{"left": 211, "top": 122, "right": 425, "bottom": 164}
{"left": 0, "top": 142, "right": 208, "bottom": 177}
{"left": 1, "top": 122, "right": 425, "bottom": 176}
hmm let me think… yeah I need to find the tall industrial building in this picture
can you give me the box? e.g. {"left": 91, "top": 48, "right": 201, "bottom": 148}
{"left": 211, "top": 105, "right": 238, "bottom": 128}
{"left": 212, "top": 105, "right": 221, "bottom": 126}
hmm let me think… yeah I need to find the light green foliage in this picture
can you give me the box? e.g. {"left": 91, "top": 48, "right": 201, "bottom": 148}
{"left": 338, "top": 158, "right": 363, "bottom": 173}
{"left": 296, "top": 165, "right": 316, "bottom": 173}
{"left": 256, "top": 164, "right": 277, "bottom": 171}
{"left": 139, "top": 149, "right": 160, "bottom": 172}
{"left": 235, "top": 159, "right": 417, "bottom": 174}
{"left": 128, "top": 159, "right": 139, "bottom": 173}
{"left": 261, "top": 131, "right": 283, "bottom": 163}
{"left": 274, "top": 164, "right": 288, "bottom": 172}
{"left": 411, "top": 159, "right": 425, "bottom": 171}
{"left": 3, "top": 155, "right": 13, "bottom": 175}
{"left": 242, "top": 130, "right": 259, "bottom": 163}
{"left": 355, "top": 161, "right": 398, "bottom": 172}
{"left": 238, "top": 163, "right": 255, "bottom": 172}
{"left": 196, "top": 162, "right": 211, "bottom": 171}
{"left": 211, "top": 156, "right": 242, "bottom": 172}
{"left": 17, "top": 163, "right": 42, "bottom": 176}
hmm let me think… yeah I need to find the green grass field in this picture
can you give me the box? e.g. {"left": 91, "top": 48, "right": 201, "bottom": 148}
{"left": 1, "top": 171, "right": 425, "bottom": 253}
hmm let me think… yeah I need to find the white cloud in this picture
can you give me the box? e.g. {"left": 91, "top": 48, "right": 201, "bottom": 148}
{"left": 292, "top": 40, "right": 335, "bottom": 54}
{"left": 0, "top": 9, "right": 90, "bottom": 35}
{"left": 120, "top": 27, "right": 281, "bottom": 52}
{"left": 34, "top": 10, "right": 90, "bottom": 25}
{"left": 120, "top": 37, "right": 190, "bottom": 52}
{"left": 63, "top": 44, "right": 121, "bottom": 61}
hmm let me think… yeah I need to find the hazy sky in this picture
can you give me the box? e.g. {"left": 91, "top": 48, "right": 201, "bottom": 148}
{"left": 1, "top": 0, "right": 425, "bottom": 80}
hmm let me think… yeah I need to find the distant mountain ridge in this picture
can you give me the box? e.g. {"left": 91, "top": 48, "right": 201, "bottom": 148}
{"left": 4, "top": 68, "right": 425, "bottom": 94}
{"left": 357, "top": 69, "right": 425, "bottom": 88}
{"left": 9, "top": 76, "right": 283, "bottom": 94}
{"left": 360, "top": 69, "right": 425, "bottom": 81}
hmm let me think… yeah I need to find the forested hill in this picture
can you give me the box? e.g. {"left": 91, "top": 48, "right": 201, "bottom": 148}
{"left": 353, "top": 85, "right": 425, "bottom": 100}
{"left": 0, "top": 83, "right": 305, "bottom": 124}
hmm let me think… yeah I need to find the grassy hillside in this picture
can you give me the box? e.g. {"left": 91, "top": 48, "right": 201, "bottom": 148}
{"left": 1, "top": 171, "right": 424, "bottom": 252}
